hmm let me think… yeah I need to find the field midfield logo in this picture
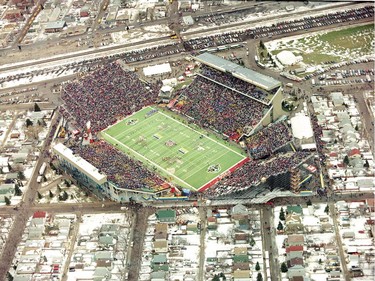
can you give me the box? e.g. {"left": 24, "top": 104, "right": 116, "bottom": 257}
{"left": 126, "top": 119, "right": 138, "bottom": 125}
{"left": 165, "top": 139, "right": 176, "bottom": 147}
{"left": 207, "top": 164, "right": 221, "bottom": 173}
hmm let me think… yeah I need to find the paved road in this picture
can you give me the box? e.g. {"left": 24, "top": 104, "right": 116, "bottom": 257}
{"left": 330, "top": 202, "right": 351, "bottom": 281}
{"left": 0, "top": 2, "right": 360, "bottom": 73}
{"left": 261, "top": 206, "right": 280, "bottom": 281}
{"left": 197, "top": 203, "right": 207, "bottom": 281}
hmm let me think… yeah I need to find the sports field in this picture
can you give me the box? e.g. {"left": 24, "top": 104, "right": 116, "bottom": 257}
{"left": 102, "top": 106, "right": 247, "bottom": 191}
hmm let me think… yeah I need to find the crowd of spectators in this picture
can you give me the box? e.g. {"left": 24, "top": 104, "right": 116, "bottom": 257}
{"left": 205, "top": 151, "right": 311, "bottom": 197}
{"left": 183, "top": 6, "right": 373, "bottom": 51}
{"left": 246, "top": 122, "right": 292, "bottom": 159}
{"left": 61, "top": 62, "right": 159, "bottom": 133}
{"left": 199, "top": 65, "right": 270, "bottom": 103}
{"left": 72, "top": 141, "right": 165, "bottom": 191}
{"left": 174, "top": 75, "right": 268, "bottom": 138}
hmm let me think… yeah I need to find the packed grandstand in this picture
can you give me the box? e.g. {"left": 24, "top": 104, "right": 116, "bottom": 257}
{"left": 56, "top": 56, "right": 312, "bottom": 200}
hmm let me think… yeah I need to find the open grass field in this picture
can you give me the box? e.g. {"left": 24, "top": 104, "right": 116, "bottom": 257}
{"left": 268, "top": 23, "right": 374, "bottom": 66}
{"left": 102, "top": 106, "right": 247, "bottom": 191}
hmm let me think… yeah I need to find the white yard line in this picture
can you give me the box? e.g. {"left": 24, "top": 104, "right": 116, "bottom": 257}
{"left": 156, "top": 109, "right": 245, "bottom": 158}
{"left": 102, "top": 131, "right": 196, "bottom": 190}
{"left": 184, "top": 149, "right": 230, "bottom": 183}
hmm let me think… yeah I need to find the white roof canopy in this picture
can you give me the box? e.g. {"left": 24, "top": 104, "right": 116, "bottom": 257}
{"left": 290, "top": 114, "right": 314, "bottom": 139}
{"left": 143, "top": 63, "right": 171, "bottom": 76}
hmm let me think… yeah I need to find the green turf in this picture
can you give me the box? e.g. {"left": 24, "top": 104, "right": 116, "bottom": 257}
{"left": 102, "top": 106, "right": 247, "bottom": 191}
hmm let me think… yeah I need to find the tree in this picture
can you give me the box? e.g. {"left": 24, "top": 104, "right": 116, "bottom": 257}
{"left": 4, "top": 196, "right": 10, "bottom": 205}
{"left": 62, "top": 191, "right": 68, "bottom": 201}
{"left": 279, "top": 207, "right": 285, "bottom": 221}
{"left": 37, "top": 191, "right": 43, "bottom": 200}
{"left": 65, "top": 180, "right": 71, "bottom": 187}
{"left": 343, "top": 155, "right": 350, "bottom": 166}
{"left": 355, "top": 124, "right": 359, "bottom": 131}
{"left": 49, "top": 190, "right": 53, "bottom": 198}
{"left": 249, "top": 237, "right": 256, "bottom": 247}
{"left": 318, "top": 258, "right": 323, "bottom": 264}
{"left": 25, "top": 118, "right": 33, "bottom": 127}
{"left": 255, "top": 261, "right": 261, "bottom": 271}
{"left": 364, "top": 160, "right": 370, "bottom": 168}
{"left": 34, "top": 103, "right": 41, "bottom": 112}
{"left": 307, "top": 199, "right": 312, "bottom": 206}
{"left": 6, "top": 272, "right": 13, "bottom": 281}
{"left": 7, "top": 163, "right": 12, "bottom": 172}
{"left": 281, "top": 262, "right": 288, "bottom": 273}
{"left": 324, "top": 205, "right": 329, "bottom": 215}
{"left": 212, "top": 275, "right": 220, "bottom": 281}
{"left": 14, "top": 185, "right": 22, "bottom": 196}
{"left": 219, "top": 273, "right": 226, "bottom": 280}
{"left": 257, "top": 272, "right": 263, "bottom": 281}
{"left": 277, "top": 221, "right": 284, "bottom": 231}
{"left": 259, "top": 40, "right": 265, "bottom": 49}
{"left": 17, "top": 171, "right": 25, "bottom": 180}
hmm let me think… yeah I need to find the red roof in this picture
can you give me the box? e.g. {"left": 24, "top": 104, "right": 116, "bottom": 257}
{"left": 348, "top": 148, "right": 361, "bottom": 157}
{"left": 286, "top": 245, "right": 303, "bottom": 253}
{"left": 329, "top": 152, "right": 338, "bottom": 157}
{"left": 33, "top": 211, "right": 46, "bottom": 218}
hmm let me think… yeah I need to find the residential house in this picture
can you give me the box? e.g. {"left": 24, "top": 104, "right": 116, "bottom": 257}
{"left": 44, "top": 21, "right": 67, "bottom": 33}
{"left": 156, "top": 210, "right": 176, "bottom": 223}
{"left": 231, "top": 204, "right": 248, "bottom": 220}
{"left": 233, "top": 262, "right": 250, "bottom": 271}
{"left": 0, "top": 183, "right": 15, "bottom": 202}
{"left": 186, "top": 222, "right": 198, "bottom": 233}
{"left": 287, "top": 264, "right": 305, "bottom": 278}
{"left": 31, "top": 211, "right": 46, "bottom": 226}
{"left": 234, "top": 233, "right": 249, "bottom": 244}
{"left": 154, "top": 223, "right": 168, "bottom": 241}
{"left": 233, "top": 247, "right": 248, "bottom": 256}
{"left": 153, "top": 240, "right": 168, "bottom": 253}
{"left": 286, "top": 235, "right": 304, "bottom": 247}
{"left": 150, "top": 271, "right": 167, "bottom": 281}
{"left": 233, "top": 270, "right": 251, "bottom": 281}
{"left": 287, "top": 257, "right": 304, "bottom": 268}
{"left": 93, "top": 267, "right": 111, "bottom": 281}
{"left": 207, "top": 216, "right": 218, "bottom": 230}
{"left": 285, "top": 212, "right": 303, "bottom": 233}
{"left": 152, "top": 254, "right": 167, "bottom": 265}
{"left": 286, "top": 245, "right": 303, "bottom": 259}
{"left": 342, "top": 231, "right": 355, "bottom": 239}
{"left": 94, "top": 251, "right": 113, "bottom": 261}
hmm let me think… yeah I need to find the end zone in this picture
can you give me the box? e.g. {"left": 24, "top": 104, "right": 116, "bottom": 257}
{"left": 198, "top": 157, "right": 250, "bottom": 192}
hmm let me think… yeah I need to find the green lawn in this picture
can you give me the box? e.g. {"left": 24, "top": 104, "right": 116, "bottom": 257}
{"left": 102, "top": 106, "right": 247, "bottom": 191}
{"left": 270, "top": 24, "right": 374, "bottom": 66}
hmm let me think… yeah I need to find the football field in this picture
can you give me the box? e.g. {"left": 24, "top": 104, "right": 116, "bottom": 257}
{"left": 102, "top": 106, "right": 247, "bottom": 191}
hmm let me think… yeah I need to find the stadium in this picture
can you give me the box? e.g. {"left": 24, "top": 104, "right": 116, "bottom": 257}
{"left": 53, "top": 53, "right": 314, "bottom": 202}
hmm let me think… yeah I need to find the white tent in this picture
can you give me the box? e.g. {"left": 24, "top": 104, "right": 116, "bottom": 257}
{"left": 277, "top": 51, "right": 298, "bottom": 66}
{"left": 143, "top": 63, "right": 171, "bottom": 76}
{"left": 290, "top": 114, "right": 313, "bottom": 139}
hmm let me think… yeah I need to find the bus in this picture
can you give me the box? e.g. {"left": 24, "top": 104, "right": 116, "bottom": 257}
{"left": 37, "top": 175, "right": 42, "bottom": 183}
{"left": 39, "top": 162, "right": 47, "bottom": 176}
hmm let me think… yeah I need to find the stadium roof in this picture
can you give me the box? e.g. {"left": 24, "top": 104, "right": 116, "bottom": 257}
{"left": 195, "top": 53, "right": 281, "bottom": 91}
{"left": 53, "top": 143, "right": 107, "bottom": 184}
